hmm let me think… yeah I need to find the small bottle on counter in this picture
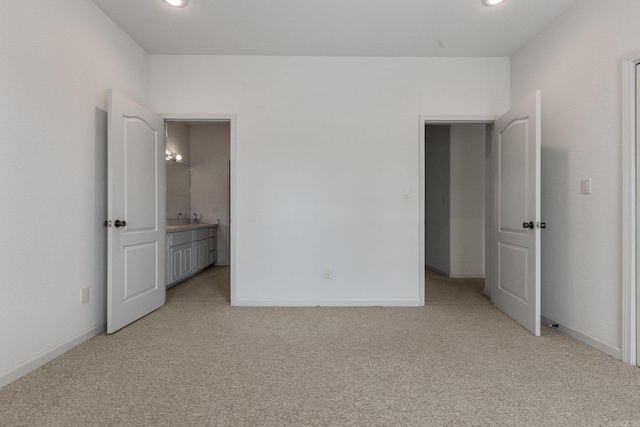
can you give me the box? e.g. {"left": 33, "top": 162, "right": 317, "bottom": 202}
{"left": 193, "top": 213, "right": 198, "bottom": 224}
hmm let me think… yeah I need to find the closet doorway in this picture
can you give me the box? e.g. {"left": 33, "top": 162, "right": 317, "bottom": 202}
{"left": 419, "top": 118, "right": 494, "bottom": 304}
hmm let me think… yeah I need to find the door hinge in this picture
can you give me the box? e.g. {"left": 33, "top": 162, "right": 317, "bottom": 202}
{"left": 104, "top": 220, "right": 112, "bottom": 228}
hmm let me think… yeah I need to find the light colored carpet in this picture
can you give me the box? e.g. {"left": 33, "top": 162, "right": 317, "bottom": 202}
{"left": 1, "top": 267, "right": 640, "bottom": 426}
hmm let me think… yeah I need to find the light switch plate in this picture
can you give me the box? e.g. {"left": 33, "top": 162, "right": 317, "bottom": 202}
{"left": 581, "top": 179, "right": 592, "bottom": 194}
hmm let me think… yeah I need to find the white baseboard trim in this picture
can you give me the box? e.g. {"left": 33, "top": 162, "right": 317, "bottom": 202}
{"left": 0, "top": 323, "right": 106, "bottom": 389}
{"left": 541, "top": 316, "right": 621, "bottom": 360}
{"left": 425, "top": 265, "right": 449, "bottom": 277}
{"left": 449, "top": 273, "right": 485, "bottom": 279}
{"left": 233, "top": 300, "right": 421, "bottom": 307}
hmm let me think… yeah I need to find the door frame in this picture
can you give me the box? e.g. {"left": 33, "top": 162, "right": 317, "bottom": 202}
{"left": 419, "top": 115, "right": 496, "bottom": 304}
{"left": 622, "top": 49, "right": 640, "bottom": 365}
{"left": 161, "top": 113, "right": 238, "bottom": 305}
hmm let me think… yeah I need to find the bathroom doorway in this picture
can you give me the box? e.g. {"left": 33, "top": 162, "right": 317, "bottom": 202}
{"left": 164, "top": 116, "right": 237, "bottom": 302}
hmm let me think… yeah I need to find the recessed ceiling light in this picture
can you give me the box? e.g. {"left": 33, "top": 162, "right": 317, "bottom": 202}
{"left": 482, "top": 0, "right": 506, "bottom": 6}
{"left": 163, "top": 0, "right": 188, "bottom": 7}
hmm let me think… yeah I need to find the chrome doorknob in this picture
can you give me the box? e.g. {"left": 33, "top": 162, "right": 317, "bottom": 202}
{"left": 523, "top": 221, "right": 534, "bottom": 229}
{"left": 114, "top": 220, "right": 127, "bottom": 228}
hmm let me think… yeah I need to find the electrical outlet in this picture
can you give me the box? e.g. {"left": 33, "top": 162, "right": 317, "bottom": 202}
{"left": 82, "top": 287, "right": 90, "bottom": 303}
{"left": 324, "top": 268, "right": 332, "bottom": 279}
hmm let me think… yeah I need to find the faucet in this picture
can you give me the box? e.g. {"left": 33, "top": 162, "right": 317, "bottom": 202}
{"left": 193, "top": 213, "right": 198, "bottom": 224}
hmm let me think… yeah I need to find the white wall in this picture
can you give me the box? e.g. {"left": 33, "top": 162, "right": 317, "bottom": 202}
{"left": 425, "top": 125, "right": 451, "bottom": 276}
{"left": 0, "top": 0, "right": 149, "bottom": 386}
{"left": 150, "top": 56, "right": 510, "bottom": 305}
{"left": 511, "top": 0, "right": 640, "bottom": 357}
{"left": 450, "top": 124, "right": 485, "bottom": 278}
{"left": 190, "top": 123, "right": 231, "bottom": 265}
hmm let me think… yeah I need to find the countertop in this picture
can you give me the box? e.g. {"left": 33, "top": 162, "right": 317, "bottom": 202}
{"left": 166, "top": 223, "right": 219, "bottom": 232}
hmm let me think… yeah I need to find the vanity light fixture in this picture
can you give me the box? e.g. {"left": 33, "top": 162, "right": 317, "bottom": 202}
{"left": 163, "top": 0, "right": 188, "bottom": 7}
{"left": 482, "top": 0, "right": 506, "bottom": 6}
{"left": 165, "top": 150, "right": 182, "bottom": 161}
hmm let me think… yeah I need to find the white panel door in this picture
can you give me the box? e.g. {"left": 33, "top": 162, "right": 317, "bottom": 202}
{"left": 107, "top": 90, "right": 166, "bottom": 334}
{"left": 492, "top": 91, "right": 542, "bottom": 336}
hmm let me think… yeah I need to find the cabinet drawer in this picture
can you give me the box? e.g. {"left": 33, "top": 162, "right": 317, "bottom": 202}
{"left": 192, "top": 228, "right": 210, "bottom": 241}
{"left": 169, "top": 230, "right": 191, "bottom": 246}
{"left": 208, "top": 237, "right": 216, "bottom": 251}
{"left": 209, "top": 227, "right": 217, "bottom": 238}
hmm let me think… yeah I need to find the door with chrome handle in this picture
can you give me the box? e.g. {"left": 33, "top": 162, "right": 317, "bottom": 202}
{"left": 114, "top": 220, "right": 127, "bottom": 228}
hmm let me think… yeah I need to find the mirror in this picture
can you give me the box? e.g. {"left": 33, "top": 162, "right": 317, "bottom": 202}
{"left": 166, "top": 161, "right": 191, "bottom": 221}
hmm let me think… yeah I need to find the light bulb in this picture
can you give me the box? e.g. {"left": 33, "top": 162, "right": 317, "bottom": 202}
{"left": 482, "top": 0, "right": 506, "bottom": 6}
{"left": 163, "top": 0, "right": 188, "bottom": 7}
{"left": 176, "top": 154, "right": 182, "bottom": 161}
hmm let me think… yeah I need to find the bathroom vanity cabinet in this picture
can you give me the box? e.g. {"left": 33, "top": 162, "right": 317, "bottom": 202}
{"left": 166, "top": 224, "right": 217, "bottom": 288}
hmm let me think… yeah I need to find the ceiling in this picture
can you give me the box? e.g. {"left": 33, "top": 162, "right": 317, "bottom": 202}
{"left": 91, "top": 0, "right": 579, "bottom": 57}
